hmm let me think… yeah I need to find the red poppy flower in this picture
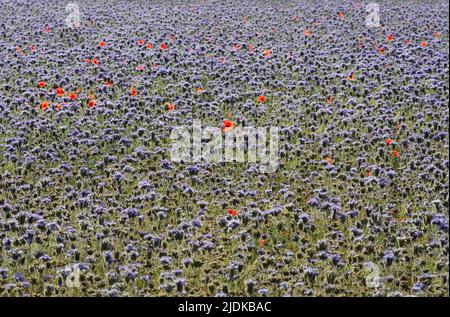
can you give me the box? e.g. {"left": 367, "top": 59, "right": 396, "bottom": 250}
{"left": 98, "top": 41, "right": 105, "bottom": 47}
{"left": 263, "top": 49, "right": 271, "bottom": 58}
{"left": 92, "top": 58, "right": 100, "bottom": 65}
{"left": 130, "top": 87, "right": 137, "bottom": 97}
{"left": 88, "top": 100, "right": 96, "bottom": 108}
{"left": 85, "top": 58, "right": 91, "bottom": 63}
{"left": 338, "top": 12, "right": 345, "bottom": 20}
{"left": 41, "top": 101, "right": 50, "bottom": 111}
{"left": 259, "top": 239, "right": 267, "bottom": 247}
{"left": 326, "top": 96, "right": 333, "bottom": 104}
{"left": 166, "top": 102, "right": 174, "bottom": 111}
{"left": 258, "top": 95, "right": 267, "bottom": 103}
{"left": 367, "top": 170, "right": 372, "bottom": 177}
{"left": 30, "top": 45, "right": 36, "bottom": 52}
{"left": 146, "top": 42, "right": 153, "bottom": 49}
{"left": 223, "top": 119, "right": 234, "bottom": 132}
{"left": 227, "top": 209, "right": 238, "bottom": 217}
{"left": 68, "top": 92, "right": 77, "bottom": 100}
{"left": 393, "top": 150, "right": 400, "bottom": 158}
{"left": 38, "top": 81, "right": 46, "bottom": 88}
{"left": 386, "top": 138, "right": 395, "bottom": 145}
{"left": 138, "top": 39, "right": 145, "bottom": 45}
{"left": 386, "top": 34, "right": 394, "bottom": 42}
{"left": 378, "top": 47, "right": 385, "bottom": 55}
{"left": 170, "top": 35, "right": 175, "bottom": 43}
{"left": 421, "top": 41, "right": 428, "bottom": 47}
{"left": 160, "top": 43, "right": 167, "bottom": 50}
{"left": 324, "top": 157, "right": 333, "bottom": 164}
{"left": 56, "top": 87, "right": 64, "bottom": 97}
{"left": 55, "top": 103, "right": 62, "bottom": 110}
{"left": 303, "top": 29, "right": 312, "bottom": 36}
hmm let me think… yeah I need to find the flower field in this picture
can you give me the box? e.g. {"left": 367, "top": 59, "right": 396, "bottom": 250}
{"left": 0, "top": 0, "right": 448, "bottom": 297}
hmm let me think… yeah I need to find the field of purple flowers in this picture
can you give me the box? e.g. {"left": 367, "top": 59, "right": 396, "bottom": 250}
{"left": 0, "top": 0, "right": 448, "bottom": 297}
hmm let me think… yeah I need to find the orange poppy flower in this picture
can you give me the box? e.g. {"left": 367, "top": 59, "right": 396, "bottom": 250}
{"left": 68, "top": 92, "right": 77, "bottom": 100}
{"left": 130, "top": 87, "right": 138, "bottom": 97}
{"left": 386, "top": 138, "right": 395, "bottom": 145}
{"left": 367, "top": 170, "right": 372, "bottom": 177}
{"left": 303, "top": 29, "right": 312, "bottom": 36}
{"left": 386, "top": 34, "right": 394, "bottom": 42}
{"left": 41, "top": 101, "right": 50, "bottom": 111}
{"left": 88, "top": 100, "right": 96, "bottom": 108}
{"left": 138, "top": 39, "right": 145, "bottom": 45}
{"left": 263, "top": 49, "right": 271, "bottom": 58}
{"left": 55, "top": 103, "right": 62, "bottom": 110}
{"left": 146, "top": 42, "right": 153, "bottom": 49}
{"left": 38, "top": 81, "right": 46, "bottom": 88}
{"left": 166, "top": 103, "right": 174, "bottom": 111}
{"left": 195, "top": 87, "right": 203, "bottom": 94}
{"left": 338, "top": 12, "right": 345, "bottom": 20}
{"left": 88, "top": 94, "right": 95, "bottom": 100}
{"left": 98, "top": 41, "right": 105, "bottom": 47}
{"left": 378, "top": 47, "right": 385, "bottom": 55}
{"left": 227, "top": 209, "right": 238, "bottom": 217}
{"left": 258, "top": 95, "right": 267, "bottom": 103}
{"left": 326, "top": 96, "right": 333, "bottom": 104}
{"left": 434, "top": 32, "right": 440, "bottom": 38}
{"left": 393, "top": 150, "right": 400, "bottom": 158}
{"left": 223, "top": 119, "right": 234, "bottom": 132}
{"left": 421, "top": 41, "right": 428, "bottom": 47}
{"left": 160, "top": 43, "right": 167, "bottom": 50}
{"left": 324, "top": 157, "right": 333, "bottom": 164}
{"left": 259, "top": 239, "right": 267, "bottom": 247}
